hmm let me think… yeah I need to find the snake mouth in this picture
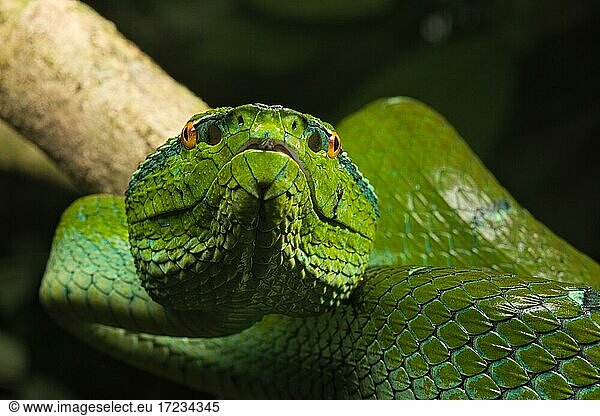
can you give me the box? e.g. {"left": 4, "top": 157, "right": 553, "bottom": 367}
{"left": 235, "top": 140, "right": 300, "bottom": 164}
{"left": 234, "top": 141, "right": 373, "bottom": 242}
{"left": 132, "top": 140, "right": 372, "bottom": 242}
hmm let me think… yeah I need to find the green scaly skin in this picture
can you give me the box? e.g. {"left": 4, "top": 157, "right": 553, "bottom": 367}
{"left": 40, "top": 99, "right": 600, "bottom": 399}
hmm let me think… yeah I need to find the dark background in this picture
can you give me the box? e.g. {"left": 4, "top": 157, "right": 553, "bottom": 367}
{"left": 1, "top": 0, "right": 598, "bottom": 398}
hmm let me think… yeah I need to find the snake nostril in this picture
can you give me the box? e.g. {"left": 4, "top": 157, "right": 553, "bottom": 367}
{"left": 308, "top": 132, "right": 322, "bottom": 153}
{"left": 207, "top": 125, "right": 222, "bottom": 145}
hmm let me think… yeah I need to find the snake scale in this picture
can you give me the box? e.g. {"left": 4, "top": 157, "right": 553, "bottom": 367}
{"left": 40, "top": 98, "right": 600, "bottom": 399}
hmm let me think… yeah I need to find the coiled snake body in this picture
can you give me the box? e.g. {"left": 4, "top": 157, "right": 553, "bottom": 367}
{"left": 41, "top": 98, "right": 600, "bottom": 399}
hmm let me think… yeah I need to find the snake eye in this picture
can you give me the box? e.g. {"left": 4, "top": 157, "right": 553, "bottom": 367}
{"left": 308, "top": 132, "right": 322, "bottom": 153}
{"left": 327, "top": 131, "right": 341, "bottom": 158}
{"left": 181, "top": 121, "right": 197, "bottom": 150}
{"left": 207, "top": 125, "right": 222, "bottom": 145}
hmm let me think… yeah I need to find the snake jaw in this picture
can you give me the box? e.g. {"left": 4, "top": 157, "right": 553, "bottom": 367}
{"left": 233, "top": 141, "right": 375, "bottom": 242}
{"left": 127, "top": 149, "right": 373, "bottom": 316}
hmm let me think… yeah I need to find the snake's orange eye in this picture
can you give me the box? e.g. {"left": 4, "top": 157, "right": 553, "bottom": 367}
{"left": 327, "top": 131, "right": 341, "bottom": 158}
{"left": 181, "top": 121, "right": 197, "bottom": 149}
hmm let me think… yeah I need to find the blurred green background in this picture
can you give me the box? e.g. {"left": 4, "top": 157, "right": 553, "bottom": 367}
{"left": 1, "top": 0, "right": 599, "bottom": 398}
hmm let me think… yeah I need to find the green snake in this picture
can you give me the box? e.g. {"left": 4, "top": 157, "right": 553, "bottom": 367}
{"left": 40, "top": 98, "right": 600, "bottom": 399}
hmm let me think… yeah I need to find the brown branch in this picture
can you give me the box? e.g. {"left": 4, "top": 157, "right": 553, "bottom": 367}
{"left": 0, "top": 120, "right": 74, "bottom": 188}
{"left": 0, "top": 0, "right": 209, "bottom": 194}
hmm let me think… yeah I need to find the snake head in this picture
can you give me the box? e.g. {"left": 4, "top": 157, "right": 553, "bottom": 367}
{"left": 125, "top": 104, "right": 378, "bottom": 319}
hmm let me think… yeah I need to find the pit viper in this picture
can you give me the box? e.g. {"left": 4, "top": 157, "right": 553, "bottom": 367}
{"left": 40, "top": 98, "right": 600, "bottom": 399}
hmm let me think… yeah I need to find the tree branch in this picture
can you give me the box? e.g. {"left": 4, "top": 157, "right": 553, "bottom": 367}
{"left": 0, "top": 0, "right": 209, "bottom": 194}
